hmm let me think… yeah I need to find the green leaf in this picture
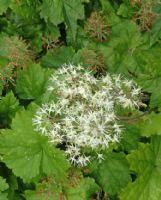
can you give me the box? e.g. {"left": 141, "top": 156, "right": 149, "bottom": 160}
{"left": 0, "top": 176, "right": 9, "bottom": 192}
{"left": 41, "top": 46, "right": 75, "bottom": 68}
{"left": 40, "top": 0, "right": 86, "bottom": 43}
{"left": 25, "top": 176, "right": 63, "bottom": 200}
{"left": 98, "top": 20, "right": 143, "bottom": 75}
{"left": 100, "top": 0, "right": 120, "bottom": 25}
{"left": 0, "top": 91, "right": 19, "bottom": 128}
{"left": 117, "top": 3, "right": 134, "bottom": 18}
{"left": 0, "top": 91, "right": 19, "bottom": 114}
{"left": 100, "top": 0, "right": 114, "bottom": 13}
{"left": 10, "top": 0, "right": 40, "bottom": 20}
{"left": 0, "top": 193, "right": 8, "bottom": 200}
{"left": 7, "top": 174, "right": 19, "bottom": 200}
{"left": 0, "top": 176, "right": 9, "bottom": 200}
{"left": 120, "top": 136, "right": 161, "bottom": 200}
{"left": 150, "top": 16, "right": 161, "bottom": 46}
{"left": 120, "top": 124, "right": 140, "bottom": 151}
{"left": 8, "top": 1, "right": 44, "bottom": 52}
{"left": 62, "top": 0, "right": 86, "bottom": 43}
{"left": 0, "top": 0, "right": 11, "bottom": 15}
{"left": 40, "top": 0, "right": 64, "bottom": 25}
{"left": 65, "top": 177, "right": 99, "bottom": 200}
{"left": 0, "top": 104, "right": 70, "bottom": 182}
{"left": 16, "top": 64, "right": 51, "bottom": 103}
{"left": 139, "top": 112, "right": 161, "bottom": 136}
{"left": 136, "top": 47, "right": 161, "bottom": 108}
{"left": 44, "top": 24, "right": 60, "bottom": 43}
{"left": 90, "top": 152, "right": 131, "bottom": 195}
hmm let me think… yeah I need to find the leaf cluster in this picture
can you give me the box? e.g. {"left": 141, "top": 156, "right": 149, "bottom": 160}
{"left": 0, "top": 0, "right": 161, "bottom": 199}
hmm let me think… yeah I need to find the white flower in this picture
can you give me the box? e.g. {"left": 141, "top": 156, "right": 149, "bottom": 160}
{"left": 123, "top": 79, "right": 133, "bottom": 87}
{"left": 69, "top": 156, "right": 77, "bottom": 164}
{"left": 33, "top": 64, "right": 141, "bottom": 167}
{"left": 77, "top": 155, "right": 91, "bottom": 167}
{"left": 131, "top": 87, "right": 141, "bottom": 97}
{"left": 97, "top": 153, "right": 104, "bottom": 163}
{"left": 117, "top": 95, "right": 134, "bottom": 108}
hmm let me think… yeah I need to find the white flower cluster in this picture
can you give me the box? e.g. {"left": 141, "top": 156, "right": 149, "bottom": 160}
{"left": 33, "top": 64, "right": 141, "bottom": 167}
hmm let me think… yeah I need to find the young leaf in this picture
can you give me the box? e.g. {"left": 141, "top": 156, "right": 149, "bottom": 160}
{"left": 0, "top": 176, "right": 9, "bottom": 200}
{"left": 120, "top": 136, "right": 161, "bottom": 200}
{"left": 0, "top": 176, "right": 9, "bottom": 192}
{"left": 0, "top": 91, "right": 19, "bottom": 113}
{"left": 0, "top": 91, "right": 19, "bottom": 128}
{"left": 0, "top": 104, "right": 70, "bottom": 182}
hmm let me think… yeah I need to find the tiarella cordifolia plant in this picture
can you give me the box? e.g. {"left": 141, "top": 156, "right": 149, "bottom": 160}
{"left": 33, "top": 64, "right": 141, "bottom": 167}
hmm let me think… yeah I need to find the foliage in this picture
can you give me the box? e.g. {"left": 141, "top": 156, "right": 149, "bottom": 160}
{"left": 0, "top": 0, "right": 161, "bottom": 199}
{"left": 0, "top": 104, "right": 70, "bottom": 183}
{"left": 25, "top": 176, "right": 64, "bottom": 200}
{"left": 0, "top": 91, "right": 19, "bottom": 128}
{"left": 65, "top": 176, "right": 99, "bottom": 200}
{"left": 0, "top": 176, "right": 9, "bottom": 200}
{"left": 120, "top": 136, "right": 161, "bottom": 200}
{"left": 16, "top": 63, "right": 51, "bottom": 103}
{"left": 89, "top": 152, "right": 131, "bottom": 196}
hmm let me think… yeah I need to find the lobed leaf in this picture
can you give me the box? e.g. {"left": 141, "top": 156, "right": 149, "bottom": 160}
{"left": 139, "top": 112, "right": 161, "bottom": 136}
{"left": 120, "top": 136, "right": 161, "bottom": 200}
{"left": 90, "top": 152, "right": 131, "bottom": 195}
{"left": 16, "top": 64, "right": 51, "bottom": 103}
{"left": 0, "top": 104, "right": 70, "bottom": 182}
{"left": 0, "top": 0, "right": 11, "bottom": 15}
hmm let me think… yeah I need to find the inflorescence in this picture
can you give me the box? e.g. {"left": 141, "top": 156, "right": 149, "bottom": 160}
{"left": 33, "top": 64, "right": 141, "bottom": 167}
